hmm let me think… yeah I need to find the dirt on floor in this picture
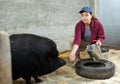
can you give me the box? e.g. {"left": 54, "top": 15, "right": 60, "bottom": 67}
{"left": 13, "top": 47, "right": 120, "bottom": 84}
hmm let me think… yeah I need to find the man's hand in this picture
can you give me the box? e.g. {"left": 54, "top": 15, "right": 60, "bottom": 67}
{"left": 96, "top": 40, "right": 102, "bottom": 46}
{"left": 69, "top": 52, "right": 76, "bottom": 61}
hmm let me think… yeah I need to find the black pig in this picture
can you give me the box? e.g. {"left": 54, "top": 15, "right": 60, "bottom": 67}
{"left": 10, "top": 34, "right": 66, "bottom": 84}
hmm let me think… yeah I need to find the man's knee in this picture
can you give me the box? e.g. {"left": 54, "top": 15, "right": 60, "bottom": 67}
{"left": 79, "top": 40, "right": 89, "bottom": 50}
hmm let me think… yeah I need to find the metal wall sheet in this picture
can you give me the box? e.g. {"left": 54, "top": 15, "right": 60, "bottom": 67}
{"left": 95, "top": 0, "right": 120, "bottom": 46}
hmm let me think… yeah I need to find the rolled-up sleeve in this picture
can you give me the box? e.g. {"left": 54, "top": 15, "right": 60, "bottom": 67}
{"left": 97, "top": 22, "right": 105, "bottom": 43}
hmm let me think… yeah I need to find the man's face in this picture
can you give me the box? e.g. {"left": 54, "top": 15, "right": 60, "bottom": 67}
{"left": 81, "top": 12, "right": 92, "bottom": 24}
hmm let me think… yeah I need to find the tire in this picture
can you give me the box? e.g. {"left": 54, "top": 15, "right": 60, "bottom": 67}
{"left": 75, "top": 59, "right": 115, "bottom": 79}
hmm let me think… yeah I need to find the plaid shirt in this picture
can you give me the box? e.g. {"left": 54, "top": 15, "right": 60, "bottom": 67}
{"left": 73, "top": 19, "right": 105, "bottom": 46}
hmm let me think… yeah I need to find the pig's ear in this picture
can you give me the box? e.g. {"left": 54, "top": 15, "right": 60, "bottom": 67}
{"left": 50, "top": 50, "right": 59, "bottom": 58}
{"left": 58, "top": 58, "right": 66, "bottom": 66}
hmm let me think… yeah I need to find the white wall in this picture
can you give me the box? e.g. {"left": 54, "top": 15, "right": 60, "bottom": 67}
{"left": 0, "top": 0, "right": 89, "bottom": 52}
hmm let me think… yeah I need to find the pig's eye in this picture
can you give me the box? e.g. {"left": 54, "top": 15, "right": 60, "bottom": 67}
{"left": 48, "top": 58, "right": 52, "bottom": 62}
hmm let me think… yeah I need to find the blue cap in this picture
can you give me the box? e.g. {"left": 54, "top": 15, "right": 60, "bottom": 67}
{"left": 79, "top": 6, "right": 92, "bottom": 13}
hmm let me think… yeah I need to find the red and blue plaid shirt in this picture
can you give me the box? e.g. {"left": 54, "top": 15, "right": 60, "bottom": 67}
{"left": 73, "top": 19, "right": 105, "bottom": 46}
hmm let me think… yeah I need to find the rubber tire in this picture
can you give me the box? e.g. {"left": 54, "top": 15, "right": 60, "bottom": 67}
{"left": 75, "top": 59, "right": 115, "bottom": 79}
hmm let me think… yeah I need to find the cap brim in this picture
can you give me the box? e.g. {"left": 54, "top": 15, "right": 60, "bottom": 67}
{"left": 79, "top": 10, "right": 86, "bottom": 13}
